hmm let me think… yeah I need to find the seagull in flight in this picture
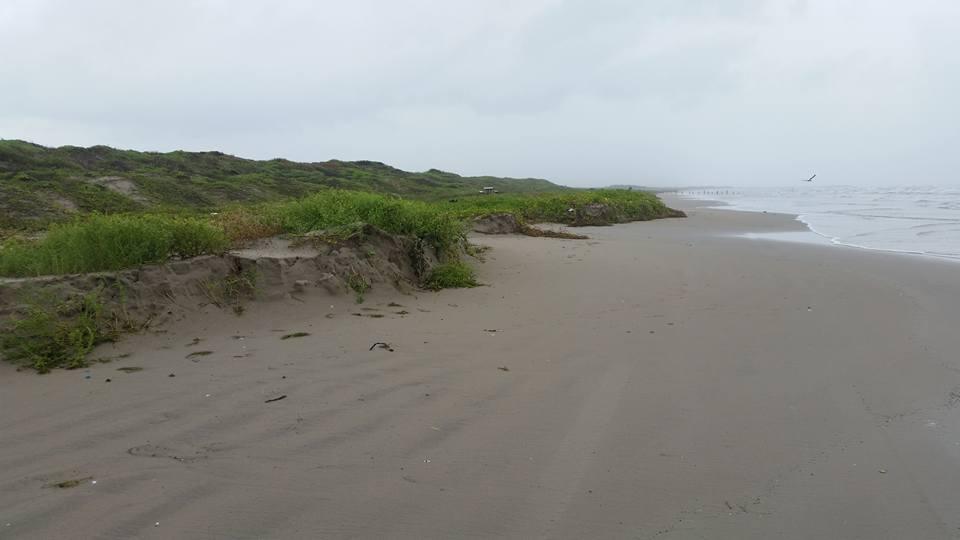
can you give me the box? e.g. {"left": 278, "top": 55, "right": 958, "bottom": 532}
{"left": 801, "top": 174, "right": 816, "bottom": 182}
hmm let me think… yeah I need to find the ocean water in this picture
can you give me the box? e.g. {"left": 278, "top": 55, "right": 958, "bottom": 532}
{"left": 678, "top": 186, "right": 960, "bottom": 261}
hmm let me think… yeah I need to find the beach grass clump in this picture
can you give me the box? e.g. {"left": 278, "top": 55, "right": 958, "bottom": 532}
{"left": 0, "top": 291, "right": 113, "bottom": 373}
{"left": 0, "top": 214, "right": 228, "bottom": 277}
{"left": 216, "top": 190, "right": 469, "bottom": 255}
{"left": 266, "top": 190, "right": 467, "bottom": 253}
{"left": 444, "top": 189, "right": 677, "bottom": 224}
{"left": 423, "top": 261, "right": 479, "bottom": 290}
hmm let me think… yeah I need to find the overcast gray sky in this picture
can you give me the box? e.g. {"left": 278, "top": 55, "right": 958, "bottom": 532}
{"left": 1, "top": 0, "right": 958, "bottom": 186}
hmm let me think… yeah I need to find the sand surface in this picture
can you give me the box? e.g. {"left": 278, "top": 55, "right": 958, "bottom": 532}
{"left": 3, "top": 200, "right": 960, "bottom": 539}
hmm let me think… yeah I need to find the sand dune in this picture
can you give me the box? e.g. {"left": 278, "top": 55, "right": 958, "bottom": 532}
{"left": 2, "top": 200, "right": 960, "bottom": 539}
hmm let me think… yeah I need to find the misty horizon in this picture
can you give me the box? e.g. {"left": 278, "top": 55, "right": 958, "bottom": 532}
{"left": 2, "top": 1, "right": 958, "bottom": 187}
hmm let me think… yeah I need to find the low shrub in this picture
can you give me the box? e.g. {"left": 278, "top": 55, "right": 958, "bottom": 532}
{"left": 0, "top": 291, "right": 113, "bottom": 373}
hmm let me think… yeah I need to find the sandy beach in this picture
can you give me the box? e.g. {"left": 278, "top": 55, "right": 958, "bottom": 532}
{"left": 3, "top": 199, "right": 960, "bottom": 539}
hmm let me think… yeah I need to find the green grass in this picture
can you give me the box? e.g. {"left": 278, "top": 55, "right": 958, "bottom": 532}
{"left": 213, "top": 191, "right": 467, "bottom": 258}
{"left": 226, "top": 190, "right": 469, "bottom": 254}
{"left": 0, "top": 214, "right": 228, "bottom": 277}
{"left": 0, "top": 189, "right": 677, "bottom": 278}
{"left": 443, "top": 189, "right": 678, "bottom": 224}
{"left": 424, "top": 261, "right": 479, "bottom": 290}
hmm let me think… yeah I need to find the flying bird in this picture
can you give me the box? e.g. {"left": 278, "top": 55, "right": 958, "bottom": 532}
{"left": 801, "top": 174, "right": 816, "bottom": 182}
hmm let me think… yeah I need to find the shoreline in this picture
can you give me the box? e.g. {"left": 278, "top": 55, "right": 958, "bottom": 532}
{"left": 668, "top": 194, "right": 960, "bottom": 265}
{"left": 2, "top": 205, "right": 960, "bottom": 539}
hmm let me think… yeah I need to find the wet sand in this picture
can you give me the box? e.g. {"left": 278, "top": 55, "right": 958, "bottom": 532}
{"left": 3, "top": 200, "right": 960, "bottom": 539}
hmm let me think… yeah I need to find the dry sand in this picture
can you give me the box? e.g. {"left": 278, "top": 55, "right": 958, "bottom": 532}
{"left": 3, "top": 200, "right": 960, "bottom": 539}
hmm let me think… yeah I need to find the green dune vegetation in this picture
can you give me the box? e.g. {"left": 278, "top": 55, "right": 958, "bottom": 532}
{"left": 0, "top": 141, "right": 683, "bottom": 371}
{"left": 0, "top": 188, "right": 678, "bottom": 278}
{"left": 0, "top": 214, "right": 229, "bottom": 277}
{"left": 0, "top": 139, "right": 564, "bottom": 231}
{"left": 0, "top": 140, "right": 680, "bottom": 280}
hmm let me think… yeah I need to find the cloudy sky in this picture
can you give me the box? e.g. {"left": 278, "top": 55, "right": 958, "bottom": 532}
{"left": 1, "top": 0, "right": 958, "bottom": 186}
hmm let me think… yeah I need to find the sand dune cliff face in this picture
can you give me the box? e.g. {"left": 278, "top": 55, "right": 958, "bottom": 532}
{"left": 0, "top": 226, "right": 445, "bottom": 354}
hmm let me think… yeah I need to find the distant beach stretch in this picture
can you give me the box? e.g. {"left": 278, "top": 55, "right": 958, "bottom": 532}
{"left": 679, "top": 185, "right": 960, "bottom": 261}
